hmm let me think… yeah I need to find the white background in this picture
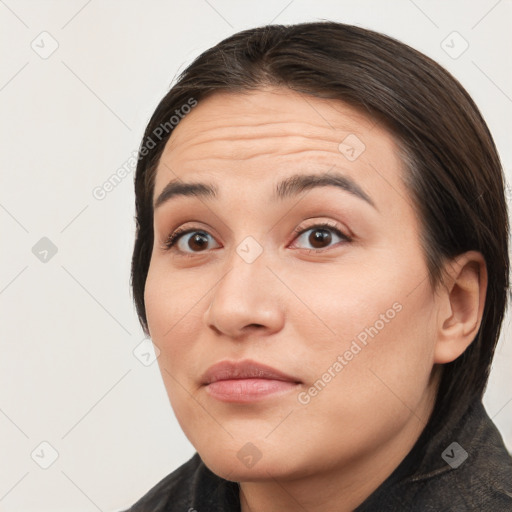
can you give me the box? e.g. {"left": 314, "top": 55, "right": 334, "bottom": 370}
{"left": 1, "top": 1, "right": 511, "bottom": 510}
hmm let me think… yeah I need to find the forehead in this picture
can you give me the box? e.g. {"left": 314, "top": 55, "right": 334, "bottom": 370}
{"left": 153, "top": 87, "right": 409, "bottom": 213}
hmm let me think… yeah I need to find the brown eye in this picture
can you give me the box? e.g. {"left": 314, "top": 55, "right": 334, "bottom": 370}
{"left": 309, "top": 228, "right": 332, "bottom": 248}
{"left": 187, "top": 232, "right": 210, "bottom": 251}
{"left": 293, "top": 224, "right": 349, "bottom": 251}
{"left": 164, "top": 229, "right": 220, "bottom": 254}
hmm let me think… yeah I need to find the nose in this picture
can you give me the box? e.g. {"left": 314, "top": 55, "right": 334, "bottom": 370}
{"left": 203, "top": 247, "right": 285, "bottom": 340}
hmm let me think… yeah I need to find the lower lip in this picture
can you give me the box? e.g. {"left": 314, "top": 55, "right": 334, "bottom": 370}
{"left": 205, "top": 378, "right": 299, "bottom": 403}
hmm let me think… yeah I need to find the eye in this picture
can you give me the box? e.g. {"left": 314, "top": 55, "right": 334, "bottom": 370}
{"left": 291, "top": 222, "right": 351, "bottom": 252}
{"left": 161, "top": 227, "right": 220, "bottom": 254}
{"left": 161, "top": 221, "right": 351, "bottom": 256}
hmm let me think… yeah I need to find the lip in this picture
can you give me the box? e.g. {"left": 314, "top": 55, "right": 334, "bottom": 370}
{"left": 202, "top": 359, "right": 301, "bottom": 403}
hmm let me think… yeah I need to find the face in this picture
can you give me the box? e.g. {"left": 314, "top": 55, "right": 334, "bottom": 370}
{"left": 144, "top": 87, "right": 442, "bottom": 482}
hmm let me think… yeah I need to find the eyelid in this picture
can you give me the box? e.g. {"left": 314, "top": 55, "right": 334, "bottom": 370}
{"left": 289, "top": 220, "right": 352, "bottom": 250}
{"left": 161, "top": 219, "right": 352, "bottom": 255}
{"left": 160, "top": 225, "right": 220, "bottom": 254}
{"left": 291, "top": 219, "right": 349, "bottom": 238}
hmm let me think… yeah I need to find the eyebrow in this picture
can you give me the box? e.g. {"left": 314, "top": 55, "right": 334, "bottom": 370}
{"left": 153, "top": 171, "right": 376, "bottom": 210}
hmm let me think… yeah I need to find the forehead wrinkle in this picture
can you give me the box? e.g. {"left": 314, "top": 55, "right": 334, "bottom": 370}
{"left": 158, "top": 90, "right": 399, "bottom": 199}
{"left": 163, "top": 131, "right": 354, "bottom": 165}
{"left": 171, "top": 151, "right": 350, "bottom": 166}
{"left": 166, "top": 110, "right": 361, "bottom": 145}
{"left": 171, "top": 121, "right": 354, "bottom": 144}
{"left": 163, "top": 101, "right": 371, "bottom": 165}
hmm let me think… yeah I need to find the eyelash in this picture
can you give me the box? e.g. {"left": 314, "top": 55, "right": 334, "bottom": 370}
{"left": 161, "top": 227, "right": 200, "bottom": 252}
{"left": 161, "top": 221, "right": 351, "bottom": 257}
{"left": 291, "top": 222, "right": 351, "bottom": 252}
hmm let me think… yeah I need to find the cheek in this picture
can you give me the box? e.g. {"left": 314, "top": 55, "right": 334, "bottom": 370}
{"left": 145, "top": 260, "right": 202, "bottom": 335}
{"left": 290, "top": 247, "right": 438, "bottom": 385}
{"left": 293, "top": 262, "right": 438, "bottom": 431}
{"left": 144, "top": 262, "right": 207, "bottom": 378}
{"left": 144, "top": 266, "right": 205, "bottom": 430}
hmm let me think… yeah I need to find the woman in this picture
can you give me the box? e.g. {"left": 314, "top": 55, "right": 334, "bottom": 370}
{"left": 126, "top": 21, "right": 512, "bottom": 511}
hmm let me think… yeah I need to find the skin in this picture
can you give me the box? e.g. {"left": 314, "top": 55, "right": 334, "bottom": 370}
{"left": 144, "top": 87, "right": 486, "bottom": 511}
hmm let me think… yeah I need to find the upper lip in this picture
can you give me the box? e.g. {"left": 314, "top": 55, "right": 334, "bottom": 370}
{"left": 201, "top": 359, "right": 301, "bottom": 385}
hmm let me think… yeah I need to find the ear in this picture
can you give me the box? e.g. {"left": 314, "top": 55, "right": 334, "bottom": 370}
{"left": 434, "top": 251, "right": 488, "bottom": 364}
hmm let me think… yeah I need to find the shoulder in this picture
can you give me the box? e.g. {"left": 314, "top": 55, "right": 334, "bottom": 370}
{"left": 401, "top": 440, "right": 512, "bottom": 511}
{"left": 357, "top": 401, "right": 512, "bottom": 511}
{"left": 426, "top": 401, "right": 512, "bottom": 510}
{"left": 122, "top": 453, "right": 240, "bottom": 512}
{"left": 407, "top": 402, "right": 512, "bottom": 510}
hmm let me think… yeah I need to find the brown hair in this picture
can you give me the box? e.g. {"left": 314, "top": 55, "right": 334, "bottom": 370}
{"left": 130, "top": 21, "right": 509, "bottom": 434}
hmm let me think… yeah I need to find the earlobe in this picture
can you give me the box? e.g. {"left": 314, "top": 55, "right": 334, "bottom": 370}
{"left": 434, "top": 251, "right": 487, "bottom": 364}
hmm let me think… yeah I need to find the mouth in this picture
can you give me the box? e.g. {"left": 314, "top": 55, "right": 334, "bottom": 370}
{"left": 201, "top": 359, "right": 302, "bottom": 403}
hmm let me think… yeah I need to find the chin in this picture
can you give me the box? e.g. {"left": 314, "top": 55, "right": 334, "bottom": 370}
{"left": 198, "top": 443, "right": 307, "bottom": 483}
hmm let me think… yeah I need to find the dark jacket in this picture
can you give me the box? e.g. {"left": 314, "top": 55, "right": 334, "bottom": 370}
{"left": 124, "top": 400, "right": 512, "bottom": 511}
